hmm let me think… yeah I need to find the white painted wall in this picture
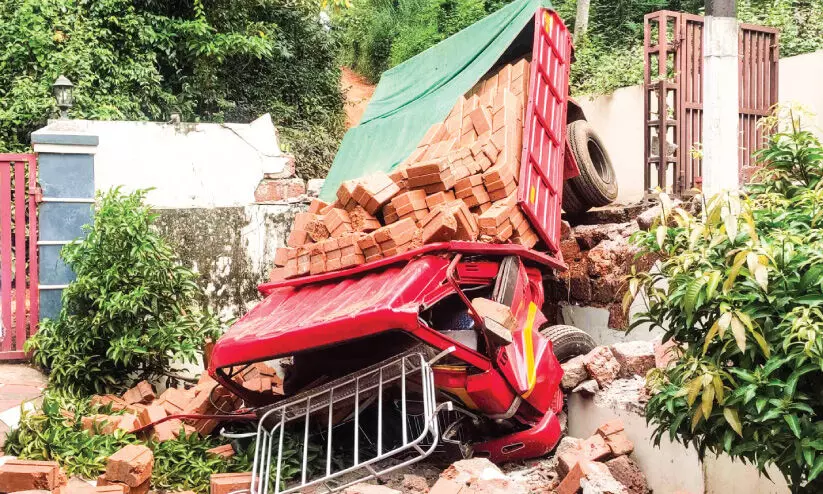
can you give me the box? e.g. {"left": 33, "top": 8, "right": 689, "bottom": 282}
{"left": 83, "top": 114, "right": 289, "bottom": 208}
{"left": 579, "top": 50, "right": 823, "bottom": 204}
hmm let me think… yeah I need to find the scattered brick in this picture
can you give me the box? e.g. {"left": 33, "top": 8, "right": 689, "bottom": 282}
{"left": 90, "top": 395, "right": 128, "bottom": 412}
{"left": 352, "top": 173, "right": 400, "bottom": 214}
{"left": 596, "top": 419, "right": 625, "bottom": 437}
{"left": 605, "top": 431, "right": 634, "bottom": 456}
{"left": 210, "top": 472, "right": 253, "bottom": 494}
{"left": 0, "top": 460, "right": 65, "bottom": 492}
{"left": 122, "top": 381, "right": 155, "bottom": 405}
{"left": 349, "top": 205, "right": 381, "bottom": 232}
{"left": 152, "top": 418, "right": 184, "bottom": 442}
{"left": 116, "top": 414, "right": 140, "bottom": 433}
{"left": 583, "top": 346, "right": 622, "bottom": 387}
{"left": 138, "top": 405, "right": 167, "bottom": 429}
{"left": 471, "top": 297, "right": 515, "bottom": 329}
{"left": 156, "top": 387, "right": 195, "bottom": 415}
{"left": 106, "top": 444, "right": 153, "bottom": 487}
{"left": 82, "top": 415, "right": 120, "bottom": 435}
{"left": 206, "top": 444, "right": 236, "bottom": 459}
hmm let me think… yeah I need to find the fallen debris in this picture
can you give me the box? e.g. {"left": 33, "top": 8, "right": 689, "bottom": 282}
{"left": 0, "top": 460, "right": 67, "bottom": 493}
{"left": 210, "top": 472, "right": 252, "bottom": 494}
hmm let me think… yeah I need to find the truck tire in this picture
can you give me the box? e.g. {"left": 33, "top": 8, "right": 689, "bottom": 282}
{"left": 539, "top": 324, "right": 596, "bottom": 362}
{"left": 564, "top": 121, "right": 618, "bottom": 213}
{"left": 561, "top": 182, "right": 586, "bottom": 214}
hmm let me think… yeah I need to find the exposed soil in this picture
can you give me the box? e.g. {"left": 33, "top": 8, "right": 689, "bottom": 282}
{"left": 341, "top": 67, "right": 376, "bottom": 128}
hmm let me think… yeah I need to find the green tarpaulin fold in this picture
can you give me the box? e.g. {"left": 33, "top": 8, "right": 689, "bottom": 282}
{"left": 320, "top": 0, "right": 550, "bottom": 201}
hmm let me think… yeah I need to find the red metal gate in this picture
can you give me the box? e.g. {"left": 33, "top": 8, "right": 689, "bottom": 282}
{"left": 0, "top": 154, "right": 39, "bottom": 360}
{"left": 643, "top": 11, "right": 779, "bottom": 196}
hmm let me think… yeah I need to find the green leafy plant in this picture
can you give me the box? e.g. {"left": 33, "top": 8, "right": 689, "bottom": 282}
{"left": 0, "top": 0, "right": 344, "bottom": 177}
{"left": 4, "top": 393, "right": 254, "bottom": 493}
{"left": 27, "top": 188, "right": 222, "bottom": 394}
{"left": 629, "top": 106, "right": 823, "bottom": 492}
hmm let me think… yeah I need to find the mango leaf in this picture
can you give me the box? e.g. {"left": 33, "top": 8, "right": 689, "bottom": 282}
{"left": 730, "top": 315, "right": 747, "bottom": 352}
{"left": 724, "top": 211, "right": 738, "bottom": 243}
{"left": 687, "top": 377, "right": 702, "bottom": 406}
{"left": 718, "top": 311, "right": 733, "bottom": 338}
{"left": 703, "top": 320, "right": 720, "bottom": 355}
{"left": 706, "top": 270, "right": 722, "bottom": 300}
{"left": 724, "top": 407, "right": 743, "bottom": 436}
{"left": 702, "top": 382, "right": 715, "bottom": 418}
{"left": 784, "top": 414, "right": 802, "bottom": 438}
{"left": 691, "top": 405, "right": 703, "bottom": 431}
{"left": 656, "top": 225, "right": 667, "bottom": 250}
{"left": 810, "top": 456, "right": 823, "bottom": 482}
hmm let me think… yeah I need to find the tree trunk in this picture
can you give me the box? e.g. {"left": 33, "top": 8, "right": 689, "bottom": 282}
{"left": 574, "top": 0, "right": 591, "bottom": 42}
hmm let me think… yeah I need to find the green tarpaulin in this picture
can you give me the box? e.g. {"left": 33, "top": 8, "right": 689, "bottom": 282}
{"left": 319, "top": 0, "right": 550, "bottom": 201}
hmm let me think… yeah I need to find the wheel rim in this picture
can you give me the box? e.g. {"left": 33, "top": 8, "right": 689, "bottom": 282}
{"left": 587, "top": 138, "right": 613, "bottom": 185}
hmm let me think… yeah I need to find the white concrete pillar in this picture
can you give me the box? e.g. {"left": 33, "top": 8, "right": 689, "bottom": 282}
{"left": 702, "top": 11, "right": 740, "bottom": 196}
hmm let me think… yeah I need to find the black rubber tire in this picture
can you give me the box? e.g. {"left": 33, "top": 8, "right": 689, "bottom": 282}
{"left": 564, "top": 120, "right": 618, "bottom": 213}
{"left": 539, "top": 324, "right": 596, "bottom": 362}
{"left": 562, "top": 182, "right": 586, "bottom": 214}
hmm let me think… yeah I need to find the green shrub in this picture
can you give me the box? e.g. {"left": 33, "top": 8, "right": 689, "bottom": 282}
{"left": 0, "top": 0, "right": 343, "bottom": 155}
{"left": 27, "top": 188, "right": 222, "bottom": 395}
{"left": 3, "top": 393, "right": 254, "bottom": 494}
{"left": 630, "top": 107, "right": 823, "bottom": 492}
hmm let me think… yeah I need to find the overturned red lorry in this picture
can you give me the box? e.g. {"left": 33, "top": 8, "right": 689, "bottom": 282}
{"left": 208, "top": 3, "right": 616, "bottom": 493}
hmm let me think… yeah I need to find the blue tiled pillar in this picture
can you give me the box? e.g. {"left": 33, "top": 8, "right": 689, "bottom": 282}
{"left": 31, "top": 123, "right": 97, "bottom": 321}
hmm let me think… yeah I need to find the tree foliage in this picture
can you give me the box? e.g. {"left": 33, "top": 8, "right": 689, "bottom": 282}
{"left": 27, "top": 188, "right": 222, "bottom": 395}
{"left": 0, "top": 0, "right": 344, "bottom": 177}
{"left": 336, "top": 0, "right": 823, "bottom": 96}
{"left": 630, "top": 107, "right": 823, "bottom": 492}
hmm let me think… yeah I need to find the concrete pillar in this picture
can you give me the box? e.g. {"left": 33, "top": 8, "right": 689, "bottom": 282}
{"left": 702, "top": 2, "right": 739, "bottom": 196}
{"left": 31, "top": 121, "right": 97, "bottom": 321}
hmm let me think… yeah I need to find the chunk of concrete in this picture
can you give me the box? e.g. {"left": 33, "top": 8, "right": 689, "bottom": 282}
{"left": 583, "top": 346, "right": 621, "bottom": 388}
{"left": 561, "top": 355, "right": 589, "bottom": 390}
{"left": 610, "top": 341, "right": 655, "bottom": 378}
{"left": 605, "top": 455, "right": 649, "bottom": 494}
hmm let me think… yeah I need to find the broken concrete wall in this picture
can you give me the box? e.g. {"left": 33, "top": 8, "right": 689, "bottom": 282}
{"left": 153, "top": 203, "right": 306, "bottom": 320}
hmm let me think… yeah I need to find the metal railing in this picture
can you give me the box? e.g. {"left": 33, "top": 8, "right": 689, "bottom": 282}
{"left": 240, "top": 351, "right": 445, "bottom": 494}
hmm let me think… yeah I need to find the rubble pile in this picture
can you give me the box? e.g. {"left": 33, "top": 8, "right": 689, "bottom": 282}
{"left": 270, "top": 58, "right": 543, "bottom": 281}
{"left": 560, "top": 339, "right": 677, "bottom": 414}
{"left": 545, "top": 210, "right": 661, "bottom": 330}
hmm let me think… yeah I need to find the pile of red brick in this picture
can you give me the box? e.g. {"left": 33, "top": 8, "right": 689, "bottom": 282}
{"left": 271, "top": 59, "right": 541, "bottom": 281}
{"left": 80, "top": 364, "right": 282, "bottom": 443}
{"left": 553, "top": 420, "right": 648, "bottom": 494}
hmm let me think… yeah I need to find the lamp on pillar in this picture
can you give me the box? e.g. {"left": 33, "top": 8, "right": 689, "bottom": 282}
{"left": 52, "top": 75, "right": 74, "bottom": 119}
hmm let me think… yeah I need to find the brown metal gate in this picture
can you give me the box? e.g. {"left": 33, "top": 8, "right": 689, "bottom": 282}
{"left": 0, "top": 154, "right": 39, "bottom": 360}
{"left": 643, "top": 11, "right": 779, "bottom": 197}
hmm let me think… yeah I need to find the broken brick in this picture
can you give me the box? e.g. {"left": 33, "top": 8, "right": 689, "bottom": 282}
{"left": 596, "top": 419, "right": 625, "bottom": 437}
{"left": 206, "top": 444, "right": 235, "bottom": 459}
{"left": 349, "top": 205, "right": 381, "bottom": 232}
{"left": 0, "top": 460, "right": 65, "bottom": 492}
{"left": 116, "top": 413, "right": 140, "bottom": 433}
{"left": 156, "top": 387, "right": 194, "bottom": 415}
{"left": 605, "top": 431, "right": 634, "bottom": 456}
{"left": 122, "top": 381, "right": 155, "bottom": 405}
{"left": 106, "top": 444, "right": 153, "bottom": 487}
{"left": 90, "top": 395, "right": 128, "bottom": 412}
{"left": 82, "top": 415, "right": 120, "bottom": 435}
{"left": 471, "top": 297, "right": 516, "bottom": 330}
{"left": 425, "top": 191, "right": 456, "bottom": 209}
{"left": 152, "top": 418, "right": 184, "bottom": 442}
{"left": 583, "top": 346, "right": 622, "bottom": 387}
{"left": 579, "top": 434, "right": 612, "bottom": 461}
{"left": 138, "top": 405, "right": 167, "bottom": 428}
{"left": 210, "top": 472, "right": 253, "bottom": 494}
{"left": 352, "top": 173, "right": 400, "bottom": 214}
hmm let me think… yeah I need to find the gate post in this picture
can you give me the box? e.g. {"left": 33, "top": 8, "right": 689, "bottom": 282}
{"left": 31, "top": 121, "right": 97, "bottom": 322}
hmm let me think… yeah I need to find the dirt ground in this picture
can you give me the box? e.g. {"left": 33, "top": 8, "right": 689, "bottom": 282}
{"left": 341, "top": 67, "right": 376, "bottom": 128}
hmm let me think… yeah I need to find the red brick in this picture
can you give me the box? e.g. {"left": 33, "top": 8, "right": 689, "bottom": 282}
{"left": 254, "top": 178, "right": 305, "bottom": 202}
{"left": 106, "top": 444, "right": 153, "bottom": 487}
{"left": 273, "top": 247, "right": 294, "bottom": 267}
{"left": 206, "top": 444, "right": 235, "bottom": 459}
{"left": 454, "top": 174, "right": 483, "bottom": 194}
{"left": 286, "top": 228, "right": 308, "bottom": 247}
{"left": 308, "top": 198, "right": 329, "bottom": 214}
{"left": 467, "top": 106, "right": 492, "bottom": 135}
{"left": 405, "top": 159, "right": 449, "bottom": 178}
{"left": 210, "top": 472, "right": 253, "bottom": 494}
{"left": 138, "top": 405, "right": 167, "bottom": 428}
{"left": 419, "top": 205, "right": 458, "bottom": 243}
{"left": 97, "top": 473, "right": 130, "bottom": 493}
{"left": 157, "top": 387, "right": 195, "bottom": 415}
{"left": 373, "top": 218, "right": 416, "bottom": 244}
{"left": 471, "top": 297, "right": 515, "bottom": 329}
{"left": 406, "top": 170, "right": 455, "bottom": 189}
{"left": 580, "top": 434, "right": 611, "bottom": 461}
{"left": 122, "top": 381, "right": 155, "bottom": 405}
{"left": 605, "top": 431, "right": 634, "bottom": 456}
{"left": 117, "top": 413, "right": 141, "bottom": 433}
{"left": 391, "top": 189, "right": 428, "bottom": 216}
{"left": 82, "top": 415, "right": 120, "bottom": 435}
{"left": 349, "top": 205, "right": 381, "bottom": 232}
{"left": 597, "top": 419, "right": 625, "bottom": 437}
{"left": 478, "top": 199, "right": 515, "bottom": 233}
{"left": 382, "top": 202, "right": 399, "bottom": 224}
{"left": 556, "top": 462, "right": 583, "bottom": 494}
{"left": 428, "top": 478, "right": 463, "bottom": 494}
{"left": 152, "top": 418, "right": 183, "bottom": 442}
{"left": 90, "top": 394, "right": 128, "bottom": 412}
{"left": 0, "top": 460, "right": 64, "bottom": 492}
{"left": 306, "top": 217, "right": 331, "bottom": 242}
{"left": 488, "top": 181, "right": 517, "bottom": 202}
{"left": 353, "top": 173, "right": 400, "bottom": 214}
{"left": 336, "top": 180, "right": 358, "bottom": 208}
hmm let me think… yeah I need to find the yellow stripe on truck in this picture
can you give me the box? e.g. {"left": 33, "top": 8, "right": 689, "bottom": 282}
{"left": 521, "top": 302, "right": 538, "bottom": 398}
